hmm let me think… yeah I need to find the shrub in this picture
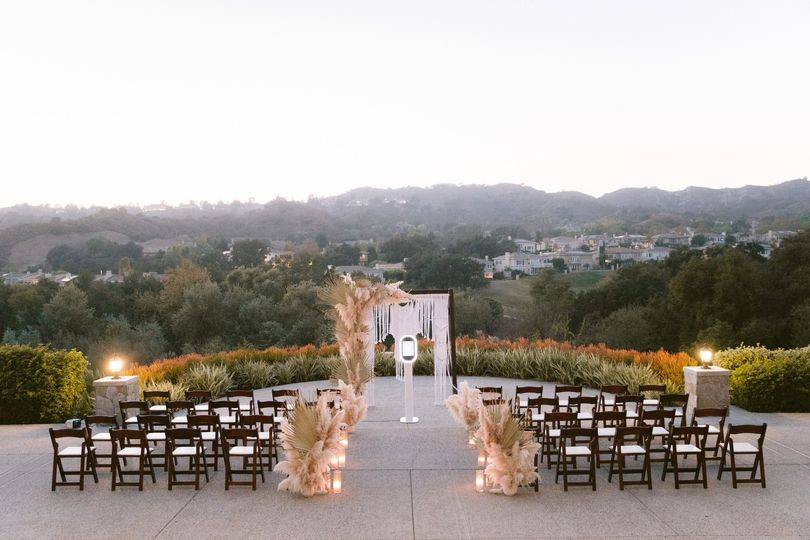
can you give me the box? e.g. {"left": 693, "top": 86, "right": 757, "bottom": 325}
{"left": 139, "top": 380, "right": 186, "bottom": 402}
{"left": 717, "top": 346, "right": 810, "bottom": 412}
{"left": 0, "top": 344, "right": 90, "bottom": 423}
{"left": 180, "top": 363, "right": 233, "bottom": 398}
{"left": 229, "top": 360, "right": 277, "bottom": 390}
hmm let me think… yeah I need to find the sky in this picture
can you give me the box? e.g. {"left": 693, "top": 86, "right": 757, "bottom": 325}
{"left": 1, "top": 1, "right": 809, "bottom": 207}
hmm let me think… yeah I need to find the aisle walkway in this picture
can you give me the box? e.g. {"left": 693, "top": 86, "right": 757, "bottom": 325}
{"left": 1, "top": 376, "right": 810, "bottom": 539}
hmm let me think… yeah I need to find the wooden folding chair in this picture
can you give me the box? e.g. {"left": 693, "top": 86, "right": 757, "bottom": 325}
{"left": 240, "top": 413, "right": 277, "bottom": 467}
{"left": 615, "top": 394, "right": 643, "bottom": 426}
{"left": 554, "top": 385, "right": 582, "bottom": 412}
{"left": 569, "top": 395, "right": 597, "bottom": 426}
{"left": 166, "top": 400, "right": 194, "bottom": 427}
{"left": 691, "top": 407, "right": 727, "bottom": 462}
{"left": 593, "top": 410, "right": 627, "bottom": 466}
{"left": 718, "top": 423, "right": 767, "bottom": 488}
{"left": 541, "top": 411, "right": 579, "bottom": 470}
{"left": 608, "top": 426, "right": 653, "bottom": 490}
{"left": 209, "top": 399, "right": 241, "bottom": 427}
{"left": 661, "top": 425, "right": 709, "bottom": 489}
{"left": 597, "top": 385, "right": 628, "bottom": 412}
{"left": 118, "top": 400, "right": 148, "bottom": 428}
{"left": 85, "top": 415, "right": 118, "bottom": 469}
{"left": 227, "top": 389, "right": 255, "bottom": 415}
{"left": 185, "top": 390, "right": 212, "bottom": 414}
{"left": 476, "top": 386, "right": 503, "bottom": 401}
{"left": 110, "top": 428, "right": 156, "bottom": 491}
{"left": 137, "top": 413, "right": 171, "bottom": 471}
{"left": 188, "top": 414, "right": 221, "bottom": 471}
{"left": 49, "top": 427, "right": 98, "bottom": 491}
{"left": 514, "top": 385, "right": 545, "bottom": 416}
{"left": 658, "top": 393, "right": 688, "bottom": 427}
{"left": 143, "top": 390, "right": 171, "bottom": 413}
{"left": 272, "top": 388, "right": 300, "bottom": 410}
{"left": 166, "top": 428, "right": 209, "bottom": 490}
{"left": 221, "top": 427, "right": 264, "bottom": 490}
{"left": 639, "top": 384, "right": 666, "bottom": 413}
{"left": 639, "top": 408, "right": 676, "bottom": 463}
{"left": 556, "top": 427, "right": 597, "bottom": 491}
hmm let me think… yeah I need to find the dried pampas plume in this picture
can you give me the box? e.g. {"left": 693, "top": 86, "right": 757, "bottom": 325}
{"left": 275, "top": 395, "right": 345, "bottom": 497}
{"left": 336, "top": 380, "right": 367, "bottom": 430}
{"left": 475, "top": 403, "right": 540, "bottom": 496}
{"left": 445, "top": 381, "right": 483, "bottom": 435}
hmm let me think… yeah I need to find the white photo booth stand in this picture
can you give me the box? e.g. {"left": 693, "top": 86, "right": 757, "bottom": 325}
{"left": 363, "top": 289, "right": 459, "bottom": 407}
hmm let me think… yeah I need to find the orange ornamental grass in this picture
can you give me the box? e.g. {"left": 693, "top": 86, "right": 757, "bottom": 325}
{"left": 127, "top": 343, "right": 340, "bottom": 384}
{"left": 131, "top": 337, "right": 694, "bottom": 388}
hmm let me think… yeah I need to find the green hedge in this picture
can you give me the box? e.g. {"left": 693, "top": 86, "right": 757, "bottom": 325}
{"left": 716, "top": 346, "right": 810, "bottom": 412}
{"left": 0, "top": 345, "right": 91, "bottom": 424}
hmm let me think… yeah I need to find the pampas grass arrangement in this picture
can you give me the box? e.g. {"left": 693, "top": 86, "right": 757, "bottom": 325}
{"left": 320, "top": 275, "right": 413, "bottom": 428}
{"left": 475, "top": 403, "right": 540, "bottom": 496}
{"left": 275, "top": 395, "right": 345, "bottom": 497}
{"left": 445, "top": 381, "right": 483, "bottom": 436}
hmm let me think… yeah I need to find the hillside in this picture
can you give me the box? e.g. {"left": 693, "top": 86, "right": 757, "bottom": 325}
{"left": 1, "top": 178, "right": 808, "bottom": 269}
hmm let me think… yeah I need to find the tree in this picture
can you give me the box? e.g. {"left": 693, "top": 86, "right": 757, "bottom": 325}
{"left": 379, "top": 234, "right": 438, "bottom": 262}
{"left": 405, "top": 254, "right": 486, "bottom": 290}
{"left": 530, "top": 270, "right": 575, "bottom": 341}
{"left": 160, "top": 260, "right": 212, "bottom": 315}
{"left": 231, "top": 239, "right": 267, "bottom": 268}
{"left": 324, "top": 243, "right": 362, "bottom": 266}
{"left": 454, "top": 294, "right": 503, "bottom": 336}
{"left": 40, "top": 285, "right": 95, "bottom": 340}
{"left": 171, "top": 282, "right": 228, "bottom": 348}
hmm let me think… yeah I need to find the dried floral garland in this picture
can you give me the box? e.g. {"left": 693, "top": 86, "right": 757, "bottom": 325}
{"left": 445, "top": 381, "right": 483, "bottom": 435}
{"left": 474, "top": 403, "right": 540, "bottom": 496}
{"left": 320, "top": 275, "right": 413, "bottom": 427}
{"left": 275, "top": 395, "right": 345, "bottom": 497}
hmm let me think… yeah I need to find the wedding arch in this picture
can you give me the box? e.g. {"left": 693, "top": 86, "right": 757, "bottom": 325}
{"left": 365, "top": 289, "right": 459, "bottom": 406}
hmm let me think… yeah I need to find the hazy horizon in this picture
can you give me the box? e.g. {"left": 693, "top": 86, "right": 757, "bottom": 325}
{"left": 2, "top": 1, "right": 809, "bottom": 207}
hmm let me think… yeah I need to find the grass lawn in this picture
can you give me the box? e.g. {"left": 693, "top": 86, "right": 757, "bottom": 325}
{"left": 482, "top": 269, "right": 614, "bottom": 318}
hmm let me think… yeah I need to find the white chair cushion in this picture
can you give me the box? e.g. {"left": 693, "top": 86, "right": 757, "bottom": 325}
{"left": 58, "top": 446, "right": 93, "bottom": 457}
{"left": 602, "top": 397, "right": 615, "bottom": 406}
{"left": 239, "top": 403, "right": 252, "bottom": 411}
{"left": 675, "top": 444, "right": 701, "bottom": 454}
{"left": 125, "top": 416, "right": 139, "bottom": 424}
{"left": 193, "top": 404, "right": 209, "bottom": 412}
{"left": 620, "top": 444, "right": 646, "bottom": 455}
{"left": 200, "top": 431, "right": 217, "bottom": 441}
{"left": 597, "top": 427, "right": 616, "bottom": 437}
{"left": 118, "top": 447, "right": 150, "bottom": 457}
{"left": 558, "top": 398, "right": 569, "bottom": 407}
{"left": 228, "top": 446, "right": 255, "bottom": 456}
{"left": 219, "top": 415, "right": 238, "bottom": 425}
{"left": 577, "top": 412, "right": 593, "bottom": 420}
{"left": 171, "top": 416, "right": 188, "bottom": 425}
{"left": 273, "top": 417, "right": 285, "bottom": 424}
{"left": 626, "top": 411, "right": 639, "bottom": 419}
{"left": 91, "top": 432, "right": 111, "bottom": 441}
{"left": 652, "top": 426, "right": 669, "bottom": 437}
{"left": 547, "top": 429, "right": 561, "bottom": 438}
{"left": 172, "top": 446, "right": 200, "bottom": 457}
{"left": 731, "top": 442, "right": 759, "bottom": 454}
{"left": 531, "top": 413, "right": 545, "bottom": 422}
{"left": 696, "top": 423, "right": 721, "bottom": 435}
{"left": 519, "top": 399, "right": 528, "bottom": 408}
{"left": 565, "top": 446, "right": 591, "bottom": 456}
{"left": 146, "top": 432, "right": 166, "bottom": 441}
{"left": 149, "top": 404, "right": 167, "bottom": 412}
{"left": 643, "top": 399, "right": 659, "bottom": 406}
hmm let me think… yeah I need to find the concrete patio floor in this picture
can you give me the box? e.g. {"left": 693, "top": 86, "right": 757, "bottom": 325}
{"left": 1, "top": 376, "right": 810, "bottom": 539}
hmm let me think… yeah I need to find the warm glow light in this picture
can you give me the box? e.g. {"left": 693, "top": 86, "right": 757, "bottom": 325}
{"left": 331, "top": 469, "right": 342, "bottom": 494}
{"left": 477, "top": 452, "right": 487, "bottom": 467}
{"left": 337, "top": 448, "right": 346, "bottom": 468}
{"left": 468, "top": 437, "right": 475, "bottom": 446}
{"left": 339, "top": 431, "right": 348, "bottom": 448}
{"left": 108, "top": 358, "right": 124, "bottom": 378}
{"left": 699, "top": 349, "right": 713, "bottom": 368}
{"left": 475, "top": 470, "right": 485, "bottom": 492}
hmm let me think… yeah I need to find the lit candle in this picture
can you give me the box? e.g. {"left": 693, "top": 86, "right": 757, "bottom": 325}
{"left": 477, "top": 452, "right": 487, "bottom": 467}
{"left": 699, "top": 348, "right": 714, "bottom": 369}
{"left": 475, "top": 470, "right": 485, "bottom": 492}
{"left": 339, "top": 430, "right": 348, "bottom": 448}
{"left": 108, "top": 357, "right": 124, "bottom": 379}
{"left": 331, "top": 469, "right": 342, "bottom": 494}
{"left": 468, "top": 437, "right": 475, "bottom": 446}
{"left": 337, "top": 448, "right": 346, "bottom": 468}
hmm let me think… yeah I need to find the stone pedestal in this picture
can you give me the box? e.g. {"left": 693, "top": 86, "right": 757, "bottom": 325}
{"left": 683, "top": 366, "right": 730, "bottom": 416}
{"left": 93, "top": 376, "right": 139, "bottom": 420}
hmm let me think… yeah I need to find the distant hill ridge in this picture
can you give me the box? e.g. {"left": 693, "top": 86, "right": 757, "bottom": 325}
{"left": 1, "top": 178, "right": 808, "bottom": 269}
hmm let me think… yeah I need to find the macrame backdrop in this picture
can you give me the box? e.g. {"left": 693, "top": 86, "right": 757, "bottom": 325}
{"left": 365, "top": 293, "right": 452, "bottom": 405}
